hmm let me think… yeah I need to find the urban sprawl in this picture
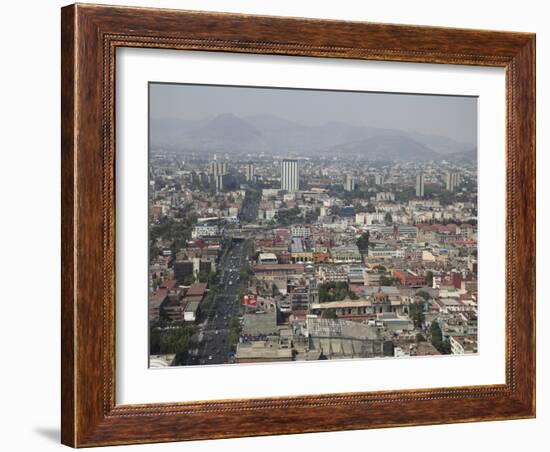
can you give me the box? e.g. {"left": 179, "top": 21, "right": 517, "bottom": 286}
{"left": 149, "top": 153, "right": 478, "bottom": 367}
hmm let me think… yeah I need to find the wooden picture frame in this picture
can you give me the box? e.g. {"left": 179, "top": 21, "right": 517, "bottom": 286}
{"left": 61, "top": 3, "right": 535, "bottom": 447}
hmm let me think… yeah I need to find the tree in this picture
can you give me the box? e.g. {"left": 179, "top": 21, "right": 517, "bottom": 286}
{"left": 207, "top": 271, "right": 218, "bottom": 286}
{"left": 228, "top": 317, "right": 242, "bottom": 351}
{"left": 239, "top": 264, "right": 252, "bottom": 283}
{"left": 149, "top": 327, "right": 162, "bottom": 355}
{"left": 149, "top": 245, "right": 161, "bottom": 261}
{"left": 415, "top": 290, "right": 431, "bottom": 301}
{"left": 384, "top": 212, "right": 393, "bottom": 224}
{"left": 356, "top": 231, "right": 370, "bottom": 251}
{"left": 440, "top": 339, "right": 452, "bottom": 354}
{"left": 430, "top": 321, "right": 443, "bottom": 345}
{"left": 334, "top": 283, "right": 349, "bottom": 301}
{"left": 305, "top": 208, "right": 319, "bottom": 224}
{"left": 200, "top": 288, "right": 217, "bottom": 312}
{"left": 318, "top": 281, "right": 356, "bottom": 302}
{"left": 318, "top": 284, "right": 330, "bottom": 302}
{"left": 379, "top": 275, "right": 394, "bottom": 286}
{"left": 409, "top": 302, "right": 425, "bottom": 328}
{"left": 322, "top": 309, "right": 337, "bottom": 319}
{"left": 426, "top": 270, "right": 434, "bottom": 287}
{"left": 276, "top": 206, "right": 302, "bottom": 226}
{"left": 430, "top": 321, "right": 451, "bottom": 355}
{"left": 243, "top": 239, "right": 256, "bottom": 260}
{"left": 149, "top": 324, "right": 198, "bottom": 356}
{"left": 197, "top": 271, "right": 209, "bottom": 283}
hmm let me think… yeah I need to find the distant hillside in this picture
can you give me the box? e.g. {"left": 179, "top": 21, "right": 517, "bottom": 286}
{"left": 445, "top": 148, "right": 478, "bottom": 163}
{"left": 321, "top": 135, "right": 441, "bottom": 161}
{"left": 150, "top": 113, "right": 476, "bottom": 162}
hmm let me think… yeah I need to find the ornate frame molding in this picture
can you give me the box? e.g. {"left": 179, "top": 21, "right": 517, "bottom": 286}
{"left": 62, "top": 4, "right": 535, "bottom": 447}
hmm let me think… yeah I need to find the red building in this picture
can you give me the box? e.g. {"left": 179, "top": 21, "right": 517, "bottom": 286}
{"left": 393, "top": 270, "right": 426, "bottom": 286}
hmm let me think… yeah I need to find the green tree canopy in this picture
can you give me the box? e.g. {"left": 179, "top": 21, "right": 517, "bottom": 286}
{"left": 322, "top": 309, "right": 337, "bottom": 319}
{"left": 415, "top": 290, "right": 431, "bottom": 301}
{"left": 379, "top": 275, "right": 394, "bottom": 286}
{"left": 409, "top": 302, "right": 425, "bottom": 327}
{"left": 318, "top": 281, "right": 357, "bottom": 302}
{"left": 425, "top": 270, "right": 434, "bottom": 287}
{"left": 149, "top": 324, "right": 198, "bottom": 356}
{"left": 430, "top": 321, "right": 451, "bottom": 355}
{"left": 356, "top": 231, "right": 370, "bottom": 251}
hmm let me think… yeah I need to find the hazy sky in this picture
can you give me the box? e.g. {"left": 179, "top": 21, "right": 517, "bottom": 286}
{"left": 150, "top": 82, "right": 477, "bottom": 145}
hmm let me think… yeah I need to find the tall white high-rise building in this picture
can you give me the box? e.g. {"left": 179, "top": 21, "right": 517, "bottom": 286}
{"left": 209, "top": 161, "right": 218, "bottom": 176}
{"left": 210, "top": 161, "right": 227, "bottom": 177}
{"left": 415, "top": 173, "right": 425, "bottom": 197}
{"left": 445, "top": 171, "right": 461, "bottom": 192}
{"left": 210, "top": 159, "right": 228, "bottom": 192}
{"left": 245, "top": 162, "right": 255, "bottom": 182}
{"left": 280, "top": 159, "right": 299, "bottom": 191}
{"left": 345, "top": 174, "right": 357, "bottom": 192}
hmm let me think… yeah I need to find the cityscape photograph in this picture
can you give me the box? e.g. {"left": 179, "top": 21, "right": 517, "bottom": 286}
{"left": 148, "top": 83, "right": 478, "bottom": 367}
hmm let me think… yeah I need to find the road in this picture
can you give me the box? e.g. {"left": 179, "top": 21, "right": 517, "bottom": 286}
{"left": 189, "top": 240, "right": 246, "bottom": 365}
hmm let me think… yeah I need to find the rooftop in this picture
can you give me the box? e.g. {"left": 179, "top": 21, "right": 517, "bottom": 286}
{"left": 290, "top": 237, "right": 305, "bottom": 253}
{"left": 235, "top": 342, "right": 294, "bottom": 361}
{"left": 307, "top": 318, "right": 380, "bottom": 340}
{"left": 253, "top": 263, "right": 305, "bottom": 272}
{"left": 186, "top": 282, "right": 207, "bottom": 297}
{"left": 310, "top": 299, "right": 372, "bottom": 310}
{"left": 362, "top": 286, "right": 400, "bottom": 296}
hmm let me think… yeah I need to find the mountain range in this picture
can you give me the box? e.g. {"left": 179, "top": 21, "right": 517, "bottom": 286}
{"left": 150, "top": 113, "right": 476, "bottom": 162}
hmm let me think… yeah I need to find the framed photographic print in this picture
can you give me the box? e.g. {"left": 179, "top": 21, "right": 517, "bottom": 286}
{"left": 61, "top": 3, "right": 536, "bottom": 447}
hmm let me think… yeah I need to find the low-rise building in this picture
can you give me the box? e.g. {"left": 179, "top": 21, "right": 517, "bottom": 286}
{"left": 306, "top": 318, "right": 393, "bottom": 359}
{"left": 348, "top": 266, "right": 365, "bottom": 284}
{"left": 253, "top": 263, "right": 305, "bottom": 281}
{"left": 149, "top": 288, "right": 168, "bottom": 322}
{"left": 393, "top": 270, "right": 426, "bottom": 286}
{"left": 310, "top": 299, "right": 374, "bottom": 319}
{"left": 258, "top": 252, "right": 278, "bottom": 264}
{"left": 235, "top": 338, "right": 294, "bottom": 363}
{"left": 330, "top": 245, "right": 362, "bottom": 264}
{"left": 450, "top": 335, "right": 478, "bottom": 354}
{"left": 183, "top": 300, "right": 200, "bottom": 322}
{"left": 242, "top": 306, "right": 278, "bottom": 336}
{"left": 291, "top": 226, "right": 311, "bottom": 238}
